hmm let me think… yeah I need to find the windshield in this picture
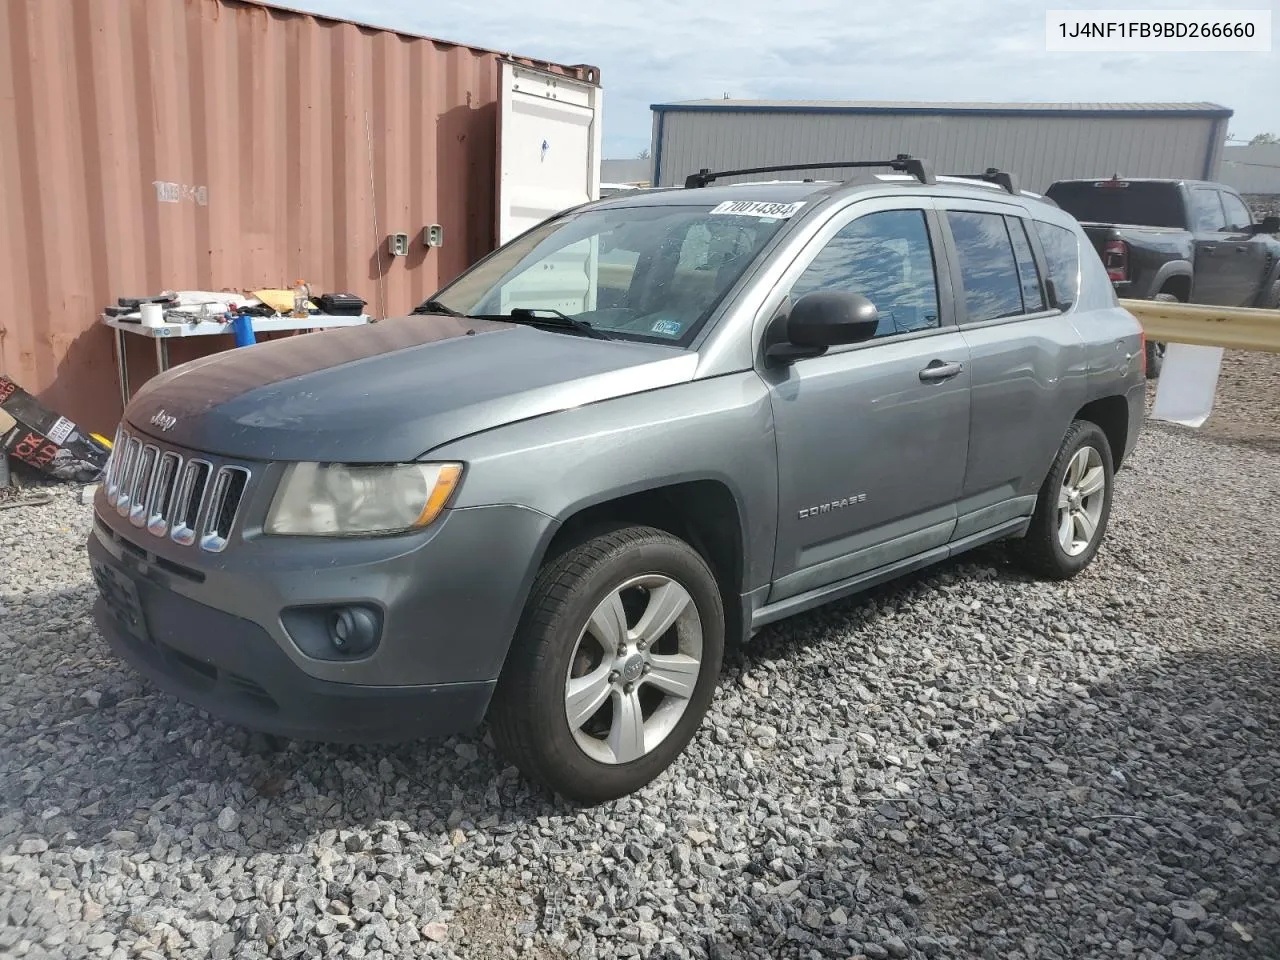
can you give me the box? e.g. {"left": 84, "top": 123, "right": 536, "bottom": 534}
{"left": 424, "top": 203, "right": 797, "bottom": 344}
{"left": 1045, "top": 181, "right": 1186, "bottom": 229}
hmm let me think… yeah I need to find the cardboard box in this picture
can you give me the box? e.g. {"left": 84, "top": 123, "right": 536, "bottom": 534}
{"left": 0, "top": 375, "right": 110, "bottom": 483}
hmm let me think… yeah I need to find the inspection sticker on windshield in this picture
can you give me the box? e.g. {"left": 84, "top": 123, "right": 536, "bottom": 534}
{"left": 708, "top": 200, "right": 806, "bottom": 219}
{"left": 650, "top": 319, "right": 683, "bottom": 336}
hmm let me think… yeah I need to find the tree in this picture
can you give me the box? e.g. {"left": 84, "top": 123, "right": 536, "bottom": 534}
{"left": 637, "top": 148, "right": 651, "bottom": 160}
{"left": 1249, "top": 132, "right": 1279, "bottom": 145}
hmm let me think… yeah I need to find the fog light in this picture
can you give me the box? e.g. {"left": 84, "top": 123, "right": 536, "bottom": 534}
{"left": 329, "top": 607, "right": 378, "bottom": 655}
{"left": 281, "top": 604, "right": 383, "bottom": 661}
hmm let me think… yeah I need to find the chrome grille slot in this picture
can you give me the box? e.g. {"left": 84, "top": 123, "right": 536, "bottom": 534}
{"left": 114, "top": 437, "right": 143, "bottom": 516}
{"left": 169, "top": 460, "right": 213, "bottom": 546}
{"left": 199, "top": 466, "right": 250, "bottom": 552}
{"left": 98, "top": 427, "right": 252, "bottom": 553}
{"left": 147, "top": 452, "right": 183, "bottom": 537}
{"left": 103, "top": 425, "right": 126, "bottom": 498}
{"left": 128, "top": 445, "right": 159, "bottom": 527}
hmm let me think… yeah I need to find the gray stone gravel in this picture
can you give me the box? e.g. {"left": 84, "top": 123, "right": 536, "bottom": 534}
{"left": 1, "top": 421, "right": 1278, "bottom": 960}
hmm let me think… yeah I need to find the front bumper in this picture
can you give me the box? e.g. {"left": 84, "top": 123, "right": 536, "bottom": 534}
{"left": 87, "top": 494, "right": 558, "bottom": 742}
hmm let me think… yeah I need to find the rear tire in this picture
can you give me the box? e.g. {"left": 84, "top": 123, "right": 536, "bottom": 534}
{"left": 1145, "top": 292, "right": 1179, "bottom": 380}
{"left": 1012, "top": 419, "right": 1114, "bottom": 581}
{"left": 489, "top": 523, "right": 725, "bottom": 804}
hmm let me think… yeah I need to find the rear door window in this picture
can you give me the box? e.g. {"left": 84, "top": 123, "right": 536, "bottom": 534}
{"left": 1189, "top": 187, "right": 1227, "bottom": 232}
{"left": 945, "top": 211, "right": 1025, "bottom": 322}
{"left": 1221, "top": 192, "right": 1254, "bottom": 232}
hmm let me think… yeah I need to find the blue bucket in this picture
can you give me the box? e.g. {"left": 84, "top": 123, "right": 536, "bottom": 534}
{"left": 231, "top": 313, "right": 256, "bottom": 347}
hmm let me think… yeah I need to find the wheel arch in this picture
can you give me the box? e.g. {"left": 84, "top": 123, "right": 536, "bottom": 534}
{"left": 1149, "top": 262, "right": 1192, "bottom": 302}
{"left": 1074, "top": 395, "right": 1129, "bottom": 469}
{"left": 536, "top": 479, "right": 748, "bottom": 644}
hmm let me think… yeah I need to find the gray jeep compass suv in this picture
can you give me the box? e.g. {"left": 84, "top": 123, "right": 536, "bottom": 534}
{"left": 89, "top": 157, "right": 1146, "bottom": 803}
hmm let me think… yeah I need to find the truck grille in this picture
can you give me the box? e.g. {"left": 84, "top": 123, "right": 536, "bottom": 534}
{"left": 102, "top": 427, "right": 252, "bottom": 553}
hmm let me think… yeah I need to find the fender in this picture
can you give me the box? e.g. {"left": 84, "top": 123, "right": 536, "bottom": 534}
{"left": 1144, "top": 259, "right": 1193, "bottom": 300}
{"left": 425, "top": 373, "right": 780, "bottom": 594}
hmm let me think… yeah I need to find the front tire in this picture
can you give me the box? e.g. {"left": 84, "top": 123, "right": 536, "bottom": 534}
{"left": 490, "top": 524, "right": 725, "bottom": 804}
{"left": 1013, "top": 419, "right": 1115, "bottom": 581}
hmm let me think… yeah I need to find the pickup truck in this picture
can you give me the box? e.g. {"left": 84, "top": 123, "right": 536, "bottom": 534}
{"left": 1044, "top": 176, "right": 1280, "bottom": 377}
{"left": 88, "top": 158, "right": 1146, "bottom": 804}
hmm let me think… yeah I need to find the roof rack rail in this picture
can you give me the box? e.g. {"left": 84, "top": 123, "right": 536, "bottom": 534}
{"left": 944, "top": 167, "right": 1020, "bottom": 195}
{"left": 684, "top": 154, "right": 936, "bottom": 189}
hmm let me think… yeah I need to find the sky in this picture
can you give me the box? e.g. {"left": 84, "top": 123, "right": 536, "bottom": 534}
{"left": 289, "top": 0, "right": 1278, "bottom": 158}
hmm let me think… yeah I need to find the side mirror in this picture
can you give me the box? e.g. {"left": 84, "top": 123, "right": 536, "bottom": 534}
{"left": 766, "top": 291, "right": 880, "bottom": 364}
{"left": 1251, "top": 215, "right": 1280, "bottom": 235}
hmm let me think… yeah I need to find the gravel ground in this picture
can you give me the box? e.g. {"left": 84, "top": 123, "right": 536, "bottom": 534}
{"left": 1173, "top": 350, "right": 1280, "bottom": 453}
{"left": 2, "top": 392, "right": 1278, "bottom": 960}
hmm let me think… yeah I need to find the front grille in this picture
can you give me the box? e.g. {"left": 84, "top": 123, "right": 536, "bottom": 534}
{"left": 103, "top": 428, "right": 252, "bottom": 553}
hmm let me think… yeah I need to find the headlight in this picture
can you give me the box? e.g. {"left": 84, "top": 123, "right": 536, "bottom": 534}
{"left": 265, "top": 462, "right": 463, "bottom": 536}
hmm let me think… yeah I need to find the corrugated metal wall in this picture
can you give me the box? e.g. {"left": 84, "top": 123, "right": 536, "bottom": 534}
{"left": 1221, "top": 144, "right": 1280, "bottom": 195}
{"left": 0, "top": 0, "right": 595, "bottom": 436}
{"left": 653, "top": 109, "right": 1228, "bottom": 192}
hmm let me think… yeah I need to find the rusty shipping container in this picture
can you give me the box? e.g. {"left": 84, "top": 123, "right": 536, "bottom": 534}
{"left": 0, "top": 0, "right": 602, "bottom": 436}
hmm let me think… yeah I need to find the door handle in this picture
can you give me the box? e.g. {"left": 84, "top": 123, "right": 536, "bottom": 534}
{"left": 1234, "top": 246, "right": 1248, "bottom": 254}
{"left": 1201, "top": 243, "right": 1217, "bottom": 253}
{"left": 919, "top": 360, "right": 964, "bottom": 382}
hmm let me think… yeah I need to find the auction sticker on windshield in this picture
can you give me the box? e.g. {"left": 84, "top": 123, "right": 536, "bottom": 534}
{"left": 709, "top": 200, "right": 806, "bottom": 219}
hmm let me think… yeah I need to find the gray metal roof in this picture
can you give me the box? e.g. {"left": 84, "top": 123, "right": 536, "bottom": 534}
{"left": 652, "top": 99, "right": 1232, "bottom": 117}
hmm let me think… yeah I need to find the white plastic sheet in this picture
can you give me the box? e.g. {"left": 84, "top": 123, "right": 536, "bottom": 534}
{"left": 1150, "top": 343, "right": 1225, "bottom": 428}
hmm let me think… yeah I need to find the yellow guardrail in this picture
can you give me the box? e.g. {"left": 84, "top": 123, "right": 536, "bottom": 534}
{"left": 1120, "top": 298, "right": 1280, "bottom": 354}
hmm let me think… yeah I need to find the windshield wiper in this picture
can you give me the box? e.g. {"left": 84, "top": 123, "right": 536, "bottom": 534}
{"left": 411, "top": 299, "right": 464, "bottom": 317}
{"left": 414, "top": 301, "right": 612, "bottom": 340}
{"left": 493, "top": 307, "right": 612, "bottom": 340}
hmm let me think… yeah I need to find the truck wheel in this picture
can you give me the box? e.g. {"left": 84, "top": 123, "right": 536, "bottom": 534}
{"left": 1012, "top": 419, "right": 1114, "bottom": 581}
{"left": 490, "top": 524, "right": 725, "bottom": 804}
{"left": 1145, "top": 293, "right": 1179, "bottom": 379}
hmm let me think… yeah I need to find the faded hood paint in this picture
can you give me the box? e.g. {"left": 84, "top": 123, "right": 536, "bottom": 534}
{"left": 124, "top": 315, "right": 698, "bottom": 461}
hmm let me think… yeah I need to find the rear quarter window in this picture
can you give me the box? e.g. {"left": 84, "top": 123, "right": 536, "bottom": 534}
{"left": 1033, "top": 221, "right": 1081, "bottom": 309}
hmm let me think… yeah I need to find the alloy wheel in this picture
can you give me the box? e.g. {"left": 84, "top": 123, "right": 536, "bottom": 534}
{"left": 1056, "top": 445, "right": 1106, "bottom": 557}
{"left": 564, "top": 574, "right": 703, "bottom": 765}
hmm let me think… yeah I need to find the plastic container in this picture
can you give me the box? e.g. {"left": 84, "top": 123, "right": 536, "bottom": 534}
{"left": 140, "top": 302, "right": 165, "bottom": 327}
{"left": 230, "top": 309, "right": 256, "bottom": 347}
{"left": 292, "top": 280, "right": 311, "bottom": 318}
{"left": 316, "top": 292, "right": 367, "bottom": 316}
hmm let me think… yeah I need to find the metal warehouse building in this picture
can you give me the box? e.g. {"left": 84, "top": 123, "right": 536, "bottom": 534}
{"left": 650, "top": 100, "right": 1232, "bottom": 192}
{"left": 1221, "top": 143, "right": 1280, "bottom": 196}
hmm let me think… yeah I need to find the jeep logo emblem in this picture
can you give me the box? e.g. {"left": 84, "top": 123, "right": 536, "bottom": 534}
{"left": 150, "top": 409, "right": 177, "bottom": 432}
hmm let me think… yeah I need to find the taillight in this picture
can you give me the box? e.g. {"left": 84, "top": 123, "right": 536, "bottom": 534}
{"left": 1103, "top": 239, "right": 1129, "bottom": 282}
{"left": 1138, "top": 329, "right": 1147, "bottom": 377}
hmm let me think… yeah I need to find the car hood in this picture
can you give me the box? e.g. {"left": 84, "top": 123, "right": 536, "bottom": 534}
{"left": 124, "top": 315, "right": 698, "bottom": 461}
